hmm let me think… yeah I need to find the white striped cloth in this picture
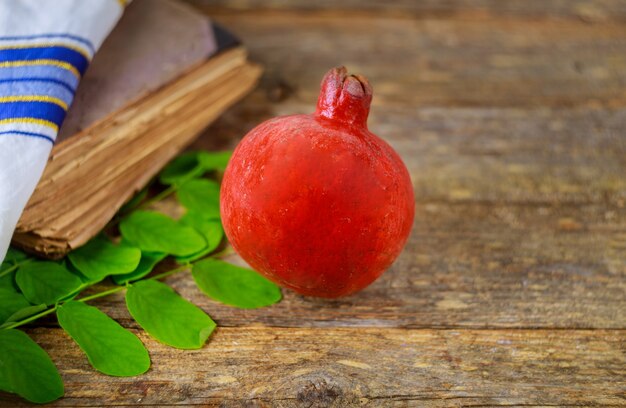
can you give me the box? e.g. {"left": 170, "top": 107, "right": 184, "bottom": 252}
{"left": 0, "top": 0, "right": 124, "bottom": 263}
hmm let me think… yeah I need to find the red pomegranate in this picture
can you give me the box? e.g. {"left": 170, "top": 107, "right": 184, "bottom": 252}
{"left": 220, "top": 67, "right": 414, "bottom": 298}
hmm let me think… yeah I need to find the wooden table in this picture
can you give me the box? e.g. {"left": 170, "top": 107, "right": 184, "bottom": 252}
{"left": 13, "top": 1, "right": 626, "bottom": 406}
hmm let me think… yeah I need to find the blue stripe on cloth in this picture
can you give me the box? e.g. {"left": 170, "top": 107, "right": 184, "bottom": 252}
{"left": 0, "top": 34, "right": 93, "bottom": 143}
{"left": 0, "top": 78, "right": 75, "bottom": 94}
{"left": 0, "top": 130, "right": 54, "bottom": 144}
{"left": 0, "top": 65, "right": 79, "bottom": 89}
{"left": 0, "top": 46, "right": 89, "bottom": 76}
{"left": 0, "top": 101, "right": 66, "bottom": 128}
{"left": 0, "top": 80, "right": 74, "bottom": 106}
{"left": 0, "top": 33, "right": 95, "bottom": 54}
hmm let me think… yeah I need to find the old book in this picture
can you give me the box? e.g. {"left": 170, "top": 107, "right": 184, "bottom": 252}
{"left": 12, "top": 0, "right": 261, "bottom": 258}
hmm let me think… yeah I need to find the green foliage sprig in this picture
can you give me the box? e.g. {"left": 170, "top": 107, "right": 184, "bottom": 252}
{"left": 0, "top": 150, "right": 282, "bottom": 404}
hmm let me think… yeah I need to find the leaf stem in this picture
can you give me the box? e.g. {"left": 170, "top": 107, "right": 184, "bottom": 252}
{"left": 77, "top": 286, "right": 126, "bottom": 303}
{"left": 136, "top": 174, "right": 203, "bottom": 212}
{"left": 2, "top": 306, "right": 57, "bottom": 330}
{"left": 75, "top": 263, "right": 191, "bottom": 303}
{"left": 138, "top": 185, "right": 177, "bottom": 210}
{"left": 0, "top": 258, "right": 34, "bottom": 278}
{"left": 108, "top": 182, "right": 178, "bottom": 227}
{"left": 2, "top": 240, "right": 231, "bottom": 331}
{"left": 149, "top": 264, "right": 190, "bottom": 281}
{"left": 2, "top": 261, "right": 198, "bottom": 330}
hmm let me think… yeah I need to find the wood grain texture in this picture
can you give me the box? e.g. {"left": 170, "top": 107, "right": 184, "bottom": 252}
{"left": 189, "top": 0, "right": 626, "bottom": 21}
{"left": 201, "top": 12, "right": 626, "bottom": 108}
{"left": 0, "top": 328, "right": 622, "bottom": 407}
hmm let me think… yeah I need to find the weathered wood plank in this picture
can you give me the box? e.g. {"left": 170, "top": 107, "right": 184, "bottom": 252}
{"left": 380, "top": 107, "right": 626, "bottom": 205}
{"left": 2, "top": 328, "right": 623, "bottom": 407}
{"left": 202, "top": 13, "right": 626, "bottom": 108}
{"left": 189, "top": 0, "right": 626, "bottom": 22}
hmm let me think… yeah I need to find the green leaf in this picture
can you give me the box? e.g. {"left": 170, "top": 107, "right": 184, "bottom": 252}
{"left": 192, "top": 259, "right": 282, "bottom": 309}
{"left": 159, "top": 151, "right": 205, "bottom": 185}
{"left": 175, "top": 212, "right": 224, "bottom": 263}
{"left": 15, "top": 261, "right": 83, "bottom": 305}
{"left": 68, "top": 237, "right": 141, "bottom": 282}
{"left": 176, "top": 179, "right": 221, "bottom": 219}
{"left": 62, "top": 259, "right": 91, "bottom": 285}
{"left": 0, "top": 304, "right": 47, "bottom": 328}
{"left": 126, "top": 280, "right": 215, "bottom": 349}
{"left": 0, "top": 289, "right": 31, "bottom": 323}
{"left": 0, "top": 254, "right": 30, "bottom": 293}
{"left": 5, "top": 247, "right": 28, "bottom": 263}
{"left": 112, "top": 251, "right": 167, "bottom": 285}
{"left": 159, "top": 151, "right": 231, "bottom": 185}
{"left": 0, "top": 329, "right": 64, "bottom": 403}
{"left": 0, "top": 260, "right": 12, "bottom": 272}
{"left": 120, "top": 211, "right": 206, "bottom": 256}
{"left": 119, "top": 186, "right": 149, "bottom": 214}
{"left": 57, "top": 301, "right": 150, "bottom": 376}
{"left": 197, "top": 151, "right": 232, "bottom": 171}
{"left": 0, "top": 264, "right": 19, "bottom": 293}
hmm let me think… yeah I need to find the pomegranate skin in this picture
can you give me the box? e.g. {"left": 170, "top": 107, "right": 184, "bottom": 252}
{"left": 220, "top": 67, "right": 414, "bottom": 298}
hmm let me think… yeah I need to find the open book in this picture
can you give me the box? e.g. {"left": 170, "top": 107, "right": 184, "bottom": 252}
{"left": 12, "top": 0, "right": 261, "bottom": 258}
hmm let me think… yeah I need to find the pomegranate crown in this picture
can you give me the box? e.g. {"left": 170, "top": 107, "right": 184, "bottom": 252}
{"left": 315, "top": 66, "right": 373, "bottom": 128}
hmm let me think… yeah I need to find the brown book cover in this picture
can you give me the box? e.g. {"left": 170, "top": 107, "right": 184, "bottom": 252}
{"left": 12, "top": 0, "right": 261, "bottom": 258}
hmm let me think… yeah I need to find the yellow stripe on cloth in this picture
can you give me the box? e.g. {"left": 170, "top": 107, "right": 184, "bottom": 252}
{"left": 0, "top": 43, "right": 92, "bottom": 61}
{"left": 0, "top": 118, "right": 58, "bottom": 132}
{"left": 0, "top": 60, "right": 80, "bottom": 78}
{"left": 0, "top": 95, "right": 68, "bottom": 110}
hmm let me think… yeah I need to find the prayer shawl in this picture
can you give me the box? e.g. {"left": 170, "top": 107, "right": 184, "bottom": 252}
{"left": 0, "top": 0, "right": 124, "bottom": 262}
